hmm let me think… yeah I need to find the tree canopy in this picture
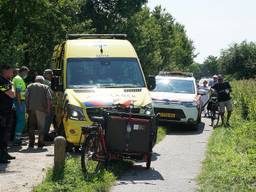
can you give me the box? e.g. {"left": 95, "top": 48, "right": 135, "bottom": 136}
{"left": 191, "top": 41, "right": 256, "bottom": 80}
{"left": 0, "top": 0, "right": 194, "bottom": 76}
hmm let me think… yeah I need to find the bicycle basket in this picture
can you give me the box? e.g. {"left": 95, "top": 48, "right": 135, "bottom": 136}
{"left": 104, "top": 111, "right": 157, "bottom": 153}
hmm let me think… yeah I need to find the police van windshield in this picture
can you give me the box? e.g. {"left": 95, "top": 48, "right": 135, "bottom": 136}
{"left": 153, "top": 78, "right": 195, "bottom": 94}
{"left": 67, "top": 58, "right": 145, "bottom": 88}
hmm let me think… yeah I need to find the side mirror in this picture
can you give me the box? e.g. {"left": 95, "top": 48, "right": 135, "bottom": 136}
{"left": 51, "top": 76, "right": 63, "bottom": 92}
{"left": 147, "top": 75, "right": 156, "bottom": 91}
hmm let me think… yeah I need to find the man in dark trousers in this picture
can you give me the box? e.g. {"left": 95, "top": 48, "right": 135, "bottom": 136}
{"left": 0, "top": 65, "right": 16, "bottom": 163}
{"left": 212, "top": 75, "right": 233, "bottom": 127}
{"left": 26, "top": 76, "right": 52, "bottom": 148}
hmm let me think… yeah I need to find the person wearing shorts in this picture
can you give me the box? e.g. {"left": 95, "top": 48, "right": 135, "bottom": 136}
{"left": 212, "top": 75, "right": 233, "bottom": 127}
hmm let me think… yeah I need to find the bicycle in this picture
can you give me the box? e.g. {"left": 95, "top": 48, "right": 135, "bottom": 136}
{"left": 80, "top": 107, "right": 157, "bottom": 174}
{"left": 207, "top": 94, "right": 220, "bottom": 127}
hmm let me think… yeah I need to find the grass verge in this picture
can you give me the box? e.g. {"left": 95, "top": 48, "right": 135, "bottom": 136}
{"left": 198, "top": 119, "right": 256, "bottom": 192}
{"left": 35, "top": 126, "right": 166, "bottom": 192}
{"left": 198, "top": 80, "right": 256, "bottom": 192}
{"left": 34, "top": 158, "right": 131, "bottom": 192}
{"left": 156, "top": 126, "right": 168, "bottom": 144}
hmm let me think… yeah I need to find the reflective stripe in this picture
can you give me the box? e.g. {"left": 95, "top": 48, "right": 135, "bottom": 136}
{"left": 0, "top": 85, "right": 10, "bottom": 92}
{"left": 0, "top": 86, "right": 7, "bottom": 92}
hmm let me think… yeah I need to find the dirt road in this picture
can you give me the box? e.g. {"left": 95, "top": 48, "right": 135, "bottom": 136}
{"left": 0, "top": 141, "right": 54, "bottom": 192}
{"left": 112, "top": 117, "right": 212, "bottom": 192}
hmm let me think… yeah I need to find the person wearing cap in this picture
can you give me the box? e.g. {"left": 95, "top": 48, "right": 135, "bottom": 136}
{"left": 212, "top": 75, "right": 233, "bottom": 127}
{"left": 208, "top": 75, "right": 218, "bottom": 87}
{"left": 43, "top": 69, "right": 53, "bottom": 87}
{"left": 0, "top": 65, "right": 16, "bottom": 163}
{"left": 25, "top": 76, "right": 52, "bottom": 148}
{"left": 12, "top": 66, "right": 30, "bottom": 146}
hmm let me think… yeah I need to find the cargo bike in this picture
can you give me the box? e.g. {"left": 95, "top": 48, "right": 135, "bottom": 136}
{"left": 80, "top": 106, "right": 158, "bottom": 173}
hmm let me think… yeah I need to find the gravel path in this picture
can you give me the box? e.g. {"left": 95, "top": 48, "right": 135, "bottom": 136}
{"left": 112, "top": 117, "right": 213, "bottom": 192}
{"left": 0, "top": 140, "right": 54, "bottom": 192}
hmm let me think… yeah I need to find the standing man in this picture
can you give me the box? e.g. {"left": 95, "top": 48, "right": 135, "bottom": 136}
{"left": 12, "top": 66, "right": 30, "bottom": 146}
{"left": 0, "top": 65, "right": 15, "bottom": 163}
{"left": 43, "top": 69, "right": 54, "bottom": 140}
{"left": 212, "top": 75, "right": 233, "bottom": 127}
{"left": 26, "top": 76, "right": 52, "bottom": 148}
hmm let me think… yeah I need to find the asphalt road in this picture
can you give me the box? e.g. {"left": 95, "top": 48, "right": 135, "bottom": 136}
{"left": 111, "top": 117, "right": 213, "bottom": 192}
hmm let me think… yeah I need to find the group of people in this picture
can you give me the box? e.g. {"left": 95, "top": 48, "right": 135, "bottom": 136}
{"left": 200, "top": 74, "right": 233, "bottom": 127}
{"left": 0, "top": 65, "right": 54, "bottom": 164}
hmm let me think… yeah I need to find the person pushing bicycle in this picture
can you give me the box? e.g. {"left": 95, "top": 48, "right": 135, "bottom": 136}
{"left": 211, "top": 75, "right": 233, "bottom": 127}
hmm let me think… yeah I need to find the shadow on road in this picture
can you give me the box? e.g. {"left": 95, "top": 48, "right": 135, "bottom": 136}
{"left": 160, "top": 121, "right": 206, "bottom": 135}
{"left": 116, "top": 165, "right": 164, "bottom": 184}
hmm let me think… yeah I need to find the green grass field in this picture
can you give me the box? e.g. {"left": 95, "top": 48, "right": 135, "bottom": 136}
{"left": 198, "top": 80, "right": 256, "bottom": 192}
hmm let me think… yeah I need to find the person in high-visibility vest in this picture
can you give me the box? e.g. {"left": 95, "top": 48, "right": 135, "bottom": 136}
{"left": 12, "top": 66, "right": 29, "bottom": 146}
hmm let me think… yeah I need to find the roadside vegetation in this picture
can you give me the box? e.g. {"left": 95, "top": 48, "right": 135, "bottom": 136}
{"left": 35, "top": 127, "right": 167, "bottom": 192}
{"left": 198, "top": 80, "right": 256, "bottom": 192}
{"left": 156, "top": 127, "right": 168, "bottom": 144}
{"left": 34, "top": 158, "right": 131, "bottom": 192}
{"left": 0, "top": 1, "right": 194, "bottom": 77}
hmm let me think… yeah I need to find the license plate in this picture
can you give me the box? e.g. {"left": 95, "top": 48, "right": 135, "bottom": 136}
{"left": 160, "top": 112, "right": 176, "bottom": 118}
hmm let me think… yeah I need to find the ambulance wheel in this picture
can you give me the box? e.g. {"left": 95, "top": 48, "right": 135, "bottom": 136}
{"left": 66, "top": 141, "right": 73, "bottom": 152}
{"left": 58, "top": 122, "right": 65, "bottom": 137}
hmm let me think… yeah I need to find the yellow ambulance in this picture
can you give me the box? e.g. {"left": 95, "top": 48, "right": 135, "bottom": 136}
{"left": 51, "top": 34, "right": 156, "bottom": 149}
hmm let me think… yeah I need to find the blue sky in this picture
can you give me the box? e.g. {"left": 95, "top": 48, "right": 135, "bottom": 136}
{"left": 148, "top": 0, "right": 256, "bottom": 63}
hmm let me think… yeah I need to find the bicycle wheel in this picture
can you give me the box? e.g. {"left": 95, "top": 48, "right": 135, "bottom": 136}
{"left": 81, "top": 135, "right": 102, "bottom": 174}
{"left": 146, "top": 153, "right": 152, "bottom": 169}
{"left": 211, "top": 110, "right": 219, "bottom": 128}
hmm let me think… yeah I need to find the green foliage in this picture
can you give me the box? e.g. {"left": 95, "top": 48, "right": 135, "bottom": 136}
{"left": 198, "top": 80, "right": 256, "bottom": 192}
{"left": 219, "top": 41, "right": 256, "bottom": 79}
{"left": 127, "top": 6, "right": 194, "bottom": 76}
{"left": 201, "top": 55, "right": 219, "bottom": 77}
{"left": 200, "top": 41, "right": 256, "bottom": 80}
{"left": 156, "top": 126, "right": 168, "bottom": 144}
{"left": 188, "top": 63, "right": 201, "bottom": 79}
{"left": 81, "top": 0, "right": 147, "bottom": 33}
{"left": 0, "top": 0, "right": 94, "bottom": 72}
{"left": 0, "top": 1, "right": 194, "bottom": 77}
{"left": 34, "top": 157, "right": 131, "bottom": 192}
{"left": 126, "top": 7, "right": 163, "bottom": 75}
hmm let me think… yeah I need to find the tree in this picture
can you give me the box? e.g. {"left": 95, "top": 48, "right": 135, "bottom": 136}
{"left": 188, "top": 63, "right": 201, "bottom": 79}
{"left": 0, "top": 0, "right": 94, "bottom": 72}
{"left": 126, "top": 7, "right": 162, "bottom": 75}
{"left": 0, "top": 1, "right": 195, "bottom": 77}
{"left": 219, "top": 41, "right": 256, "bottom": 79}
{"left": 81, "top": 0, "right": 147, "bottom": 33}
{"left": 171, "top": 23, "right": 195, "bottom": 69}
{"left": 201, "top": 55, "right": 219, "bottom": 77}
